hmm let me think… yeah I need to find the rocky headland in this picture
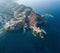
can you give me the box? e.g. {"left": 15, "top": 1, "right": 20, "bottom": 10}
{"left": 0, "top": 1, "right": 49, "bottom": 38}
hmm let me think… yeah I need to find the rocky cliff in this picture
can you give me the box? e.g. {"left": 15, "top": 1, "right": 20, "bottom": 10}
{"left": 0, "top": 1, "right": 44, "bottom": 31}
{"left": 0, "top": 1, "right": 47, "bottom": 38}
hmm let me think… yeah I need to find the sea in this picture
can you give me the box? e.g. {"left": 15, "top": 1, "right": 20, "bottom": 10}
{"left": 0, "top": 1, "right": 60, "bottom": 53}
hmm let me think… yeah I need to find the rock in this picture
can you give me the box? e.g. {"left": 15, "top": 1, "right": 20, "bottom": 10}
{"left": 0, "top": 1, "right": 44, "bottom": 31}
{"left": 0, "top": 0, "right": 47, "bottom": 38}
{"left": 4, "top": 18, "right": 24, "bottom": 31}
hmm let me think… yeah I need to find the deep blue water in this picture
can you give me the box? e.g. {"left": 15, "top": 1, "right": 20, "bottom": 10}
{"left": 0, "top": 1, "right": 60, "bottom": 53}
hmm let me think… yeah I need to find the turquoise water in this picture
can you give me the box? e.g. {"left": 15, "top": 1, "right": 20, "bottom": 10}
{"left": 0, "top": 1, "right": 60, "bottom": 53}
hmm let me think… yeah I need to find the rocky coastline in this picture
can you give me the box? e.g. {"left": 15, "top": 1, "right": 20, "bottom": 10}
{"left": 0, "top": 1, "right": 47, "bottom": 38}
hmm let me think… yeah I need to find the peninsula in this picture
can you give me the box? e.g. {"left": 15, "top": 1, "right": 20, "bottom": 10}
{"left": 0, "top": 1, "right": 47, "bottom": 38}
